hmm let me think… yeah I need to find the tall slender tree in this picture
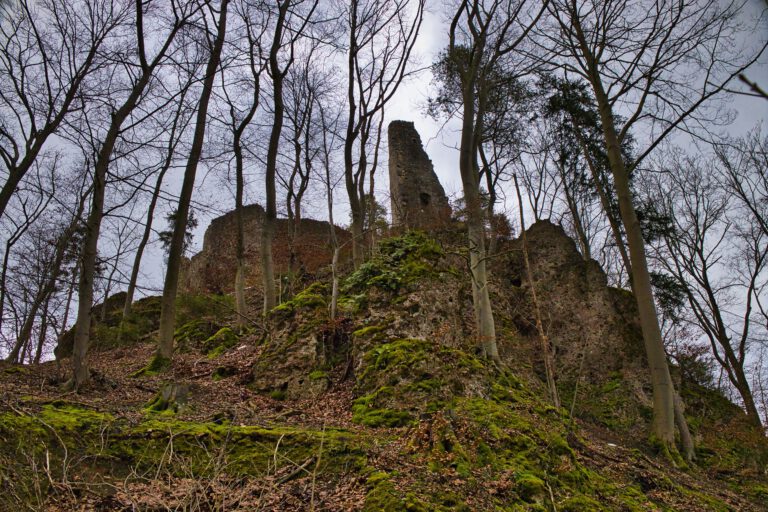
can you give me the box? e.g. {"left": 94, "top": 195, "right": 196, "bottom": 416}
{"left": 68, "top": 0, "right": 202, "bottom": 389}
{"left": 545, "top": 0, "right": 767, "bottom": 453}
{"left": 260, "top": 0, "right": 319, "bottom": 313}
{"left": 155, "top": 0, "right": 230, "bottom": 363}
{"left": 434, "top": 0, "right": 546, "bottom": 360}
{"left": 0, "top": 0, "right": 126, "bottom": 220}
{"left": 343, "top": 0, "right": 424, "bottom": 267}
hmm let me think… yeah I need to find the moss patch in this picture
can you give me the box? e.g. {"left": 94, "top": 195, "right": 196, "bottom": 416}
{"left": 131, "top": 353, "right": 171, "bottom": 377}
{"left": 270, "top": 282, "right": 328, "bottom": 316}
{"left": 202, "top": 327, "right": 239, "bottom": 357}
{"left": 344, "top": 231, "right": 444, "bottom": 295}
{"left": 0, "top": 403, "right": 366, "bottom": 481}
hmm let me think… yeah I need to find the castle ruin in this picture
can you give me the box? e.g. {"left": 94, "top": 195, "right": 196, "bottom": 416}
{"left": 388, "top": 121, "right": 451, "bottom": 229}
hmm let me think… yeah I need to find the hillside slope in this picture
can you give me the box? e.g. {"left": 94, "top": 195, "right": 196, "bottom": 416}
{"left": 1, "top": 226, "right": 766, "bottom": 511}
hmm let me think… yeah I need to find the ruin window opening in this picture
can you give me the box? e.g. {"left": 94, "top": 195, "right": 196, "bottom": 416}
{"left": 420, "top": 192, "right": 431, "bottom": 207}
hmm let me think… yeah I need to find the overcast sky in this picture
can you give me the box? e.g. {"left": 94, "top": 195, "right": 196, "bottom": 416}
{"left": 140, "top": 0, "right": 768, "bottom": 294}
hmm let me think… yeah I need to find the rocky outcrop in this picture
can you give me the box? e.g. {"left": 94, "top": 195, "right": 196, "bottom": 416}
{"left": 181, "top": 205, "right": 349, "bottom": 294}
{"left": 497, "top": 220, "right": 646, "bottom": 381}
{"left": 388, "top": 121, "right": 451, "bottom": 229}
{"left": 251, "top": 222, "right": 648, "bottom": 403}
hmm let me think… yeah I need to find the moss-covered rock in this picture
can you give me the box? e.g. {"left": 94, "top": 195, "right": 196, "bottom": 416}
{"left": 202, "top": 327, "right": 239, "bottom": 357}
{"left": 344, "top": 231, "right": 445, "bottom": 296}
{"left": 0, "top": 401, "right": 366, "bottom": 487}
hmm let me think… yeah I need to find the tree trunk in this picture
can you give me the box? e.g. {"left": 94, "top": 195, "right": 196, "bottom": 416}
{"left": 122, "top": 132, "right": 176, "bottom": 321}
{"left": 156, "top": 0, "right": 229, "bottom": 359}
{"left": 34, "top": 293, "right": 52, "bottom": 364}
{"left": 234, "top": 132, "right": 248, "bottom": 331}
{"left": 261, "top": 0, "right": 291, "bottom": 313}
{"left": 558, "top": 161, "right": 591, "bottom": 260}
{"left": 592, "top": 86, "right": 680, "bottom": 450}
{"left": 731, "top": 361, "right": 763, "bottom": 428}
{"left": 459, "top": 89, "right": 498, "bottom": 360}
{"left": 70, "top": 153, "right": 109, "bottom": 389}
{"left": 673, "top": 390, "right": 695, "bottom": 462}
{"left": 515, "top": 175, "right": 560, "bottom": 408}
{"left": 344, "top": 2, "right": 364, "bottom": 269}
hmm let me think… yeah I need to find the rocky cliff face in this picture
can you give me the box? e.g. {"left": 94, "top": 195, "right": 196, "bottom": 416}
{"left": 251, "top": 221, "right": 647, "bottom": 402}
{"left": 497, "top": 221, "right": 646, "bottom": 381}
{"left": 7, "top": 222, "right": 767, "bottom": 511}
{"left": 181, "top": 205, "right": 349, "bottom": 294}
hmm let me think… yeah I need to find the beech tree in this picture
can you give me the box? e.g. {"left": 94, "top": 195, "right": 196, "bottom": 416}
{"left": 313, "top": 90, "right": 344, "bottom": 320}
{"left": 0, "top": 0, "right": 126, "bottom": 220}
{"left": 544, "top": 0, "right": 767, "bottom": 453}
{"left": 121, "top": 84, "right": 195, "bottom": 322}
{"left": 218, "top": 3, "right": 267, "bottom": 330}
{"left": 343, "top": 0, "right": 424, "bottom": 267}
{"left": 259, "top": 0, "right": 319, "bottom": 313}
{"left": 155, "top": 0, "right": 230, "bottom": 364}
{"left": 652, "top": 150, "right": 765, "bottom": 429}
{"left": 436, "top": 0, "right": 546, "bottom": 360}
{"left": 280, "top": 44, "right": 321, "bottom": 284}
{"left": 69, "top": 0, "right": 203, "bottom": 389}
{"left": 541, "top": 75, "right": 633, "bottom": 283}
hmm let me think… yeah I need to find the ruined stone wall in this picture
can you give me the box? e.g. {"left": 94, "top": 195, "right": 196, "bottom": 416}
{"left": 388, "top": 121, "right": 451, "bottom": 229}
{"left": 181, "top": 204, "right": 349, "bottom": 294}
{"left": 496, "top": 220, "right": 646, "bottom": 381}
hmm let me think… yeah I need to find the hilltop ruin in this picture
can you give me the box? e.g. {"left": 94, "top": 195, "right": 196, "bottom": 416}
{"left": 388, "top": 120, "right": 451, "bottom": 230}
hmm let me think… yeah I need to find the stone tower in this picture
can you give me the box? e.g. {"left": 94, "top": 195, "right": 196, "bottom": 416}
{"left": 388, "top": 120, "right": 451, "bottom": 229}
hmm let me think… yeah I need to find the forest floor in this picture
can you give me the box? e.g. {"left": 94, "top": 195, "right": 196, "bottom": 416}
{"left": 2, "top": 339, "right": 766, "bottom": 511}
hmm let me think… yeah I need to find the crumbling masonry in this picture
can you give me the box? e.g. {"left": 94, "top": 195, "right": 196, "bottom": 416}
{"left": 388, "top": 121, "right": 451, "bottom": 230}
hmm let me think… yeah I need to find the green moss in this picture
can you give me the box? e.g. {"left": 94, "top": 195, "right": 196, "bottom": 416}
{"left": 516, "top": 472, "right": 546, "bottom": 502}
{"left": 3, "top": 365, "right": 29, "bottom": 375}
{"left": 174, "top": 319, "right": 221, "bottom": 350}
{"left": 358, "top": 338, "right": 433, "bottom": 384}
{"left": 648, "top": 433, "right": 685, "bottom": 468}
{"left": 344, "top": 232, "right": 444, "bottom": 295}
{"left": 202, "top": 327, "right": 239, "bottom": 357}
{"left": 352, "top": 387, "right": 414, "bottom": 427}
{"left": 337, "top": 294, "right": 367, "bottom": 314}
{"left": 1, "top": 405, "right": 366, "bottom": 480}
{"left": 559, "top": 495, "right": 604, "bottom": 511}
{"left": 271, "top": 282, "right": 328, "bottom": 315}
{"left": 131, "top": 354, "right": 171, "bottom": 377}
{"left": 404, "top": 378, "right": 442, "bottom": 393}
{"left": 353, "top": 325, "right": 385, "bottom": 338}
{"left": 144, "top": 394, "right": 176, "bottom": 414}
{"left": 569, "top": 375, "right": 644, "bottom": 431}
{"left": 269, "top": 390, "right": 287, "bottom": 401}
{"left": 175, "top": 293, "right": 234, "bottom": 325}
{"left": 352, "top": 404, "right": 413, "bottom": 428}
{"left": 309, "top": 370, "right": 328, "bottom": 381}
{"left": 363, "top": 472, "right": 404, "bottom": 511}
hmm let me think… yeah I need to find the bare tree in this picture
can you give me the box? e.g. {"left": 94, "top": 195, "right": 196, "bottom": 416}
{"left": 434, "top": 0, "right": 546, "bottom": 360}
{"left": 513, "top": 174, "right": 560, "bottom": 407}
{"left": 280, "top": 43, "right": 321, "bottom": 287}
{"left": 5, "top": 177, "right": 91, "bottom": 363}
{"left": 0, "top": 159, "right": 56, "bottom": 332}
{"left": 155, "top": 0, "right": 230, "bottom": 364}
{"left": 652, "top": 152, "right": 765, "bottom": 429}
{"left": 216, "top": 4, "right": 266, "bottom": 330}
{"left": 69, "top": 0, "right": 202, "bottom": 389}
{"left": 121, "top": 84, "right": 194, "bottom": 323}
{"left": 313, "top": 82, "right": 344, "bottom": 319}
{"left": 0, "top": 0, "right": 127, "bottom": 219}
{"left": 259, "top": 0, "right": 319, "bottom": 313}
{"left": 343, "top": 0, "right": 424, "bottom": 267}
{"left": 544, "top": 0, "right": 767, "bottom": 455}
